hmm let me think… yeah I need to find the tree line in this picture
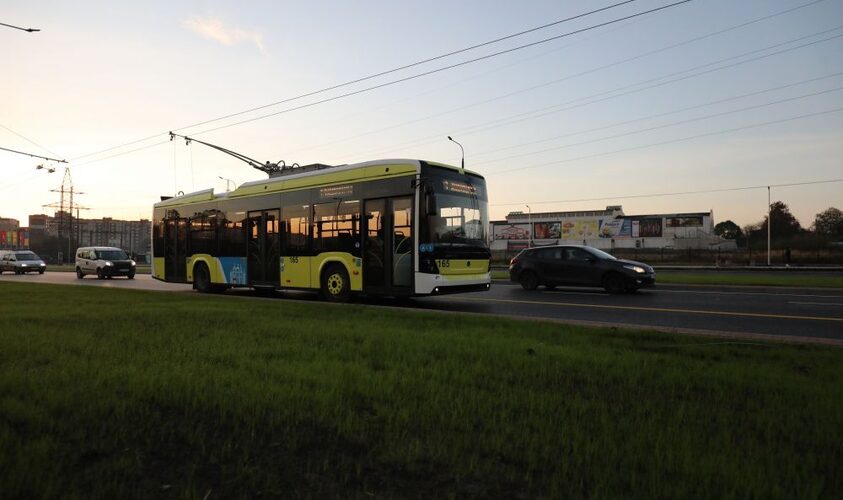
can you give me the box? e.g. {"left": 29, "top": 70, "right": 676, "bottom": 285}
{"left": 714, "top": 203, "right": 843, "bottom": 249}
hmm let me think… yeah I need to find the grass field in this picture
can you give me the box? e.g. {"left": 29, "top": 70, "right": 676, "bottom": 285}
{"left": 491, "top": 269, "right": 843, "bottom": 288}
{"left": 656, "top": 272, "right": 843, "bottom": 288}
{"left": 1, "top": 283, "right": 841, "bottom": 498}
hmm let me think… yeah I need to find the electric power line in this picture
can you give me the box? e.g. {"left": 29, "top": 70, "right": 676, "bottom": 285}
{"left": 71, "top": 0, "right": 693, "bottom": 166}
{"left": 291, "top": 0, "right": 832, "bottom": 159}
{"left": 68, "top": 0, "right": 643, "bottom": 162}
{"left": 0, "top": 123, "right": 63, "bottom": 158}
{"left": 487, "top": 106, "right": 843, "bottom": 176}
{"left": 350, "top": 26, "right": 843, "bottom": 161}
{"left": 478, "top": 83, "right": 843, "bottom": 169}
{"left": 189, "top": 1, "right": 694, "bottom": 138}
{"left": 471, "top": 70, "right": 843, "bottom": 161}
{"left": 491, "top": 178, "right": 843, "bottom": 207}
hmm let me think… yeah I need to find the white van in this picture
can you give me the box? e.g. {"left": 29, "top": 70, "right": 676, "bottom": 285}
{"left": 75, "top": 246, "right": 136, "bottom": 279}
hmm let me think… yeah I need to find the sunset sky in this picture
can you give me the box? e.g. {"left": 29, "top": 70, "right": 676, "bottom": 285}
{"left": 2, "top": 0, "right": 842, "bottom": 228}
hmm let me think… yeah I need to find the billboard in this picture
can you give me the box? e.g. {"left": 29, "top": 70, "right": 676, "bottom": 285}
{"left": 598, "top": 217, "right": 661, "bottom": 238}
{"left": 560, "top": 219, "right": 599, "bottom": 240}
{"left": 637, "top": 218, "right": 663, "bottom": 237}
{"left": 534, "top": 222, "right": 560, "bottom": 239}
{"left": 493, "top": 224, "right": 530, "bottom": 240}
{"left": 666, "top": 216, "right": 703, "bottom": 227}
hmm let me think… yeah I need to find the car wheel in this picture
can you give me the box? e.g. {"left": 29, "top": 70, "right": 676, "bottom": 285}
{"left": 602, "top": 272, "right": 626, "bottom": 294}
{"left": 321, "top": 263, "right": 350, "bottom": 302}
{"left": 39, "top": 269, "right": 45, "bottom": 274}
{"left": 127, "top": 273, "right": 135, "bottom": 280}
{"left": 193, "top": 263, "right": 212, "bottom": 293}
{"left": 96, "top": 268, "right": 104, "bottom": 279}
{"left": 76, "top": 267, "right": 84, "bottom": 279}
{"left": 519, "top": 271, "right": 539, "bottom": 291}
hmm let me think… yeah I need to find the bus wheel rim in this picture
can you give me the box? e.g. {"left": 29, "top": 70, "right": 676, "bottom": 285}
{"left": 328, "top": 273, "right": 343, "bottom": 294}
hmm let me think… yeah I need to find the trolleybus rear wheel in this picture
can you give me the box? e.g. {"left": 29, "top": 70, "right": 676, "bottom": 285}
{"left": 321, "top": 264, "right": 350, "bottom": 302}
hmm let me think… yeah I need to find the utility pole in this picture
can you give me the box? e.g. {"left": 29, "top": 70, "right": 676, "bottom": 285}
{"left": 43, "top": 168, "right": 83, "bottom": 263}
{"left": 767, "top": 186, "right": 771, "bottom": 266}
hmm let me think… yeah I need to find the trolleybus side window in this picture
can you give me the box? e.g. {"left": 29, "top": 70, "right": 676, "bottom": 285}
{"left": 189, "top": 210, "right": 217, "bottom": 255}
{"left": 313, "top": 200, "right": 361, "bottom": 256}
{"left": 282, "top": 203, "right": 310, "bottom": 255}
{"left": 219, "top": 211, "right": 246, "bottom": 257}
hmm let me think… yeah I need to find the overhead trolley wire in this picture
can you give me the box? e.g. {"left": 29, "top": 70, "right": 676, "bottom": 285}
{"left": 292, "top": 0, "right": 832, "bottom": 158}
{"left": 69, "top": 0, "right": 642, "bottom": 163}
{"left": 350, "top": 26, "right": 843, "bottom": 161}
{"left": 72, "top": 0, "right": 692, "bottom": 166}
{"left": 0, "top": 123, "right": 63, "bottom": 159}
{"left": 188, "top": 1, "right": 693, "bottom": 137}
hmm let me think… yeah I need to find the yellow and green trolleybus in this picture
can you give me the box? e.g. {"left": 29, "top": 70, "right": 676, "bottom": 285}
{"left": 151, "top": 159, "right": 491, "bottom": 300}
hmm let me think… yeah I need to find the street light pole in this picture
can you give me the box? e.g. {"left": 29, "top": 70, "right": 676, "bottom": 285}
{"left": 526, "top": 204, "right": 532, "bottom": 248}
{"left": 767, "top": 186, "right": 771, "bottom": 266}
{"left": 218, "top": 176, "right": 235, "bottom": 192}
{"left": 447, "top": 136, "right": 465, "bottom": 172}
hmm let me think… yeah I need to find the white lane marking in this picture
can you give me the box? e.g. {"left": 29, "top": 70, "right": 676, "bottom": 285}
{"left": 788, "top": 301, "right": 843, "bottom": 307}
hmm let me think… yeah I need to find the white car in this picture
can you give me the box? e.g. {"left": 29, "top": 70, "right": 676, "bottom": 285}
{"left": 0, "top": 250, "right": 47, "bottom": 275}
{"left": 75, "top": 246, "right": 136, "bottom": 279}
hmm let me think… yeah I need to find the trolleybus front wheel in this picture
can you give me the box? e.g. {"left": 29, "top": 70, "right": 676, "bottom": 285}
{"left": 193, "top": 262, "right": 212, "bottom": 293}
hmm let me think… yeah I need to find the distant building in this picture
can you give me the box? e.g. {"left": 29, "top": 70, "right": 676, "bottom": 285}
{"left": 0, "top": 217, "right": 19, "bottom": 232}
{"left": 490, "top": 206, "right": 735, "bottom": 255}
{"left": 27, "top": 212, "right": 151, "bottom": 258}
{"left": 0, "top": 216, "right": 28, "bottom": 249}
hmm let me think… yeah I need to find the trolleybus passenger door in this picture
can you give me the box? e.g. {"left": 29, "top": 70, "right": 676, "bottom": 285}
{"left": 363, "top": 197, "right": 413, "bottom": 295}
{"left": 164, "top": 218, "right": 187, "bottom": 281}
{"left": 247, "top": 210, "right": 281, "bottom": 287}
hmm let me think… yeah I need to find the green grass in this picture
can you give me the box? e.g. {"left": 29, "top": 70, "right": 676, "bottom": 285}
{"left": 491, "top": 269, "right": 843, "bottom": 288}
{"left": 1, "top": 283, "right": 841, "bottom": 498}
{"left": 656, "top": 272, "right": 843, "bottom": 288}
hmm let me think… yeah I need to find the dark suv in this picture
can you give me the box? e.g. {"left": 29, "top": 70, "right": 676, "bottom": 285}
{"left": 509, "top": 245, "right": 655, "bottom": 293}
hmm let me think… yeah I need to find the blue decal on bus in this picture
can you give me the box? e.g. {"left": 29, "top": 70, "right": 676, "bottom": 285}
{"left": 219, "top": 257, "right": 247, "bottom": 284}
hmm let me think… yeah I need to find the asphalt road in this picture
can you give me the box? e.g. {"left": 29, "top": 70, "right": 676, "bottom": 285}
{"left": 3, "top": 271, "right": 842, "bottom": 344}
